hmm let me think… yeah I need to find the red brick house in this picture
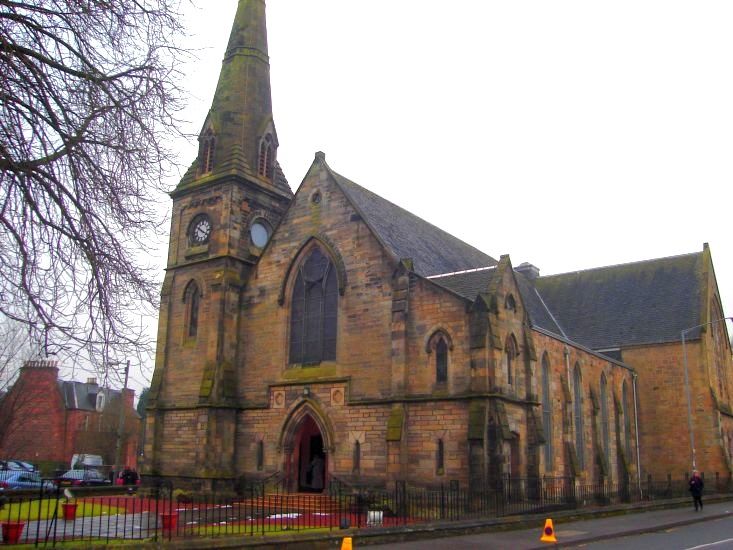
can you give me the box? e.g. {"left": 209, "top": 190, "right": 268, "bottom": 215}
{"left": 0, "top": 360, "right": 140, "bottom": 473}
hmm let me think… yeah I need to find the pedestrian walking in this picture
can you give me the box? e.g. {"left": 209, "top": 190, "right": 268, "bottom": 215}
{"left": 689, "top": 470, "right": 704, "bottom": 511}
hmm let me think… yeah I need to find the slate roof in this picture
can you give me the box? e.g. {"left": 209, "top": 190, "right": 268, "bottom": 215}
{"left": 427, "top": 267, "right": 496, "bottom": 300}
{"left": 533, "top": 252, "right": 704, "bottom": 349}
{"left": 514, "top": 271, "right": 567, "bottom": 337}
{"left": 428, "top": 267, "right": 568, "bottom": 338}
{"left": 330, "top": 171, "right": 497, "bottom": 277}
{"left": 59, "top": 381, "right": 115, "bottom": 412}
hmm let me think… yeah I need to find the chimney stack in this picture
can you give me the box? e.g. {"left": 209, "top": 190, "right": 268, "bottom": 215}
{"left": 515, "top": 262, "right": 540, "bottom": 280}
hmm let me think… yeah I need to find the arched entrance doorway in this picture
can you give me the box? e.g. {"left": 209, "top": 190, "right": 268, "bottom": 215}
{"left": 295, "top": 415, "right": 326, "bottom": 492}
{"left": 280, "top": 401, "right": 333, "bottom": 494}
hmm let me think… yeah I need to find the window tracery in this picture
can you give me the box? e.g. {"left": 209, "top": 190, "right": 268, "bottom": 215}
{"left": 289, "top": 247, "right": 338, "bottom": 364}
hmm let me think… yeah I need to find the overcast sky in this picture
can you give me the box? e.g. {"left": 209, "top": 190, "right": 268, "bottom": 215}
{"left": 138, "top": 1, "right": 732, "bottom": 389}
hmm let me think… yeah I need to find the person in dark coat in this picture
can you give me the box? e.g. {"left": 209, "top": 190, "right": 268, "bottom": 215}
{"left": 689, "top": 470, "right": 704, "bottom": 511}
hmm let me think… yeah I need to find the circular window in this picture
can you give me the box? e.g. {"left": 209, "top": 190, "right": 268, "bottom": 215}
{"left": 250, "top": 220, "right": 271, "bottom": 248}
{"left": 311, "top": 191, "right": 322, "bottom": 204}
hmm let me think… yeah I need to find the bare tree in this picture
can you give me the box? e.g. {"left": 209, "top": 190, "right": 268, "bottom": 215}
{"left": 0, "top": 313, "right": 40, "bottom": 392}
{"left": 0, "top": 1, "right": 187, "bottom": 366}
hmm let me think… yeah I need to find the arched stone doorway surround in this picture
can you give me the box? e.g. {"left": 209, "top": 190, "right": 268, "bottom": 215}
{"left": 277, "top": 398, "right": 335, "bottom": 493}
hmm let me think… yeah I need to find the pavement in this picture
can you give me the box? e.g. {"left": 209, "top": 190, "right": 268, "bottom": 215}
{"left": 7, "top": 496, "right": 732, "bottom": 549}
{"left": 359, "top": 498, "right": 733, "bottom": 549}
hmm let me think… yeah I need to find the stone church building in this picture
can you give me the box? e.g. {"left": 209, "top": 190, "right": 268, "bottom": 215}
{"left": 144, "top": 1, "right": 733, "bottom": 492}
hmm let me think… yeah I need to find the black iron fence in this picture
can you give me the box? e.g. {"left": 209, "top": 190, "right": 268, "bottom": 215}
{"left": 0, "top": 473, "right": 730, "bottom": 545}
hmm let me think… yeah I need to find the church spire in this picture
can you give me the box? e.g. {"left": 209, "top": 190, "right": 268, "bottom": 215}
{"left": 179, "top": 0, "right": 290, "bottom": 195}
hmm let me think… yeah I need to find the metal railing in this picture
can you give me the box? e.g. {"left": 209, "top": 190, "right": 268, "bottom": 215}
{"left": 0, "top": 473, "right": 730, "bottom": 545}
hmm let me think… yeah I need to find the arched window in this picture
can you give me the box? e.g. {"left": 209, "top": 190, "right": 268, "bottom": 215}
{"left": 289, "top": 247, "right": 338, "bottom": 364}
{"left": 436, "top": 439, "right": 445, "bottom": 475}
{"left": 573, "top": 364, "right": 584, "bottom": 469}
{"left": 622, "top": 380, "right": 632, "bottom": 457}
{"left": 353, "top": 441, "right": 361, "bottom": 474}
{"left": 505, "top": 335, "right": 518, "bottom": 385}
{"left": 541, "top": 353, "right": 553, "bottom": 468}
{"left": 436, "top": 338, "right": 448, "bottom": 384}
{"left": 505, "top": 294, "right": 517, "bottom": 312}
{"left": 256, "top": 440, "right": 264, "bottom": 471}
{"left": 258, "top": 133, "right": 275, "bottom": 179}
{"left": 427, "top": 331, "right": 452, "bottom": 385}
{"left": 184, "top": 281, "right": 202, "bottom": 338}
{"left": 199, "top": 129, "right": 215, "bottom": 174}
{"left": 600, "top": 373, "right": 610, "bottom": 467}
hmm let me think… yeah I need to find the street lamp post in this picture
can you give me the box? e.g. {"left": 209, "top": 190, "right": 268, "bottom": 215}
{"left": 113, "top": 359, "right": 130, "bottom": 480}
{"left": 681, "top": 316, "right": 732, "bottom": 471}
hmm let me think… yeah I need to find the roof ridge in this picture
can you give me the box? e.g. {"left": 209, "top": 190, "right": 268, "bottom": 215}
{"left": 539, "top": 250, "right": 701, "bottom": 280}
{"left": 427, "top": 266, "right": 497, "bottom": 279}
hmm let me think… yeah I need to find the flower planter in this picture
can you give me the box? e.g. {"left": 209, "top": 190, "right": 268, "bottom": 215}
{"left": 62, "top": 502, "right": 78, "bottom": 521}
{"left": 160, "top": 512, "right": 178, "bottom": 531}
{"left": 1, "top": 522, "right": 25, "bottom": 545}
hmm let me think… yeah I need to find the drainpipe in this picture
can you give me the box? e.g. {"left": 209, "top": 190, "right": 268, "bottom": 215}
{"left": 632, "top": 372, "right": 642, "bottom": 497}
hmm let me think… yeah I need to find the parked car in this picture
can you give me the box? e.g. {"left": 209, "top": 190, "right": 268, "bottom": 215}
{"left": 56, "top": 469, "right": 111, "bottom": 487}
{"left": 0, "top": 470, "right": 55, "bottom": 491}
{"left": 0, "top": 459, "right": 36, "bottom": 471}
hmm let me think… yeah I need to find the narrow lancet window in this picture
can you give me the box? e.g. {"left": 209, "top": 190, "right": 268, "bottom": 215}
{"left": 436, "top": 338, "right": 448, "bottom": 384}
{"left": 573, "top": 364, "right": 584, "bottom": 469}
{"left": 184, "top": 281, "right": 202, "bottom": 338}
{"left": 258, "top": 133, "right": 275, "bottom": 179}
{"left": 542, "top": 353, "right": 553, "bottom": 468}
{"left": 199, "top": 129, "right": 216, "bottom": 174}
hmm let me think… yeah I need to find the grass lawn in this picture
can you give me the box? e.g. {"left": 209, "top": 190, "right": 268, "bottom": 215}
{"left": 0, "top": 499, "right": 123, "bottom": 522}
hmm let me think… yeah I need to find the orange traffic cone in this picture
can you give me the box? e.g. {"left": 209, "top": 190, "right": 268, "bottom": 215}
{"left": 341, "top": 536, "right": 353, "bottom": 550}
{"left": 540, "top": 518, "right": 557, "bottom": 543}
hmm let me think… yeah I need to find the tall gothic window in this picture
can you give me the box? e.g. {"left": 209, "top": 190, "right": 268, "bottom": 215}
{"left": 573, "top": 364, "right": 585, "bottom": 469}
{"left": 505, "top": 334, "right": 518, "bottom": 385}
{"left": 258, "top": 133, "right": 275, "bottom": 179}
{"left": 199, "top": 129, "right": 215, "bottom": 174}
{"left": 184, "top": 281, "right": 202, "bottom": 338}
{"left": 289, "top": 247, "right": 338, "bottom": 364}
{"left": 541, "top": 353, "right": 553, "bottom": 468}
{"left": 600, "top": 373, "right": 610, "bottom": 467}
{"left": 427, "top": 331, "right": 451, "bottom": 385}
{"left": 622, "top": 380, "right": 632, "bottom": 457}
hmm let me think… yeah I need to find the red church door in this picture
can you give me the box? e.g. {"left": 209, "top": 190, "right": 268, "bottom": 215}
{"left": 295, "top": 415, "right": 326, "bottom": 492}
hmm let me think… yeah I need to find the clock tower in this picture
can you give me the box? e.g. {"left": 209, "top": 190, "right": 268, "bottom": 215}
{"left": 144, "top": 0, "right": 292, "bottom": 485}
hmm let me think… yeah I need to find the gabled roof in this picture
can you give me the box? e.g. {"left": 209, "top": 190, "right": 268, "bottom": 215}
{"left": 427, "top": 267, "right": 496, "bottom": 300}
{"left": 427, "top": 266, "right": 568, "bottom": 338}
{"left": 533, "top": 252, "right": 704, "bottom": 349}
{"left": 329, "top": 169, "right": 497, "bottom": 277}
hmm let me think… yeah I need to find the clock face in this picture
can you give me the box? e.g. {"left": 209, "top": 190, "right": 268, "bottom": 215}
{"left": 190, "top": 215, "right": 211, "bottom": 245}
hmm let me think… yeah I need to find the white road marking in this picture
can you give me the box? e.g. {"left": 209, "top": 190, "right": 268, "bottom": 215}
{"left": 685, "top": 537, "right": 733, "bottom": 549}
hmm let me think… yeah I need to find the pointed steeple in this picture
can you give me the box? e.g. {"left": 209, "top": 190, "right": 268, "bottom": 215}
{"left": 179, "top": 0, "right": 291, "bottom": 195}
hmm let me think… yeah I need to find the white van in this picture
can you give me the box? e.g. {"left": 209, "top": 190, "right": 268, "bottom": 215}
{"left": 70, "top": 454, "right": 104, "bottom": 470}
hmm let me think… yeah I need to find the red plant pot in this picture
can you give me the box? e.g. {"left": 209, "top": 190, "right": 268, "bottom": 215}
{"left": 62, "top": 502, "right": 78, "bottom": 521}
{"left": 160, "top": 512, "right": 178, "bottom": 531}
{"left": 1, "top": 522, "right": 25, "bottom": 545}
